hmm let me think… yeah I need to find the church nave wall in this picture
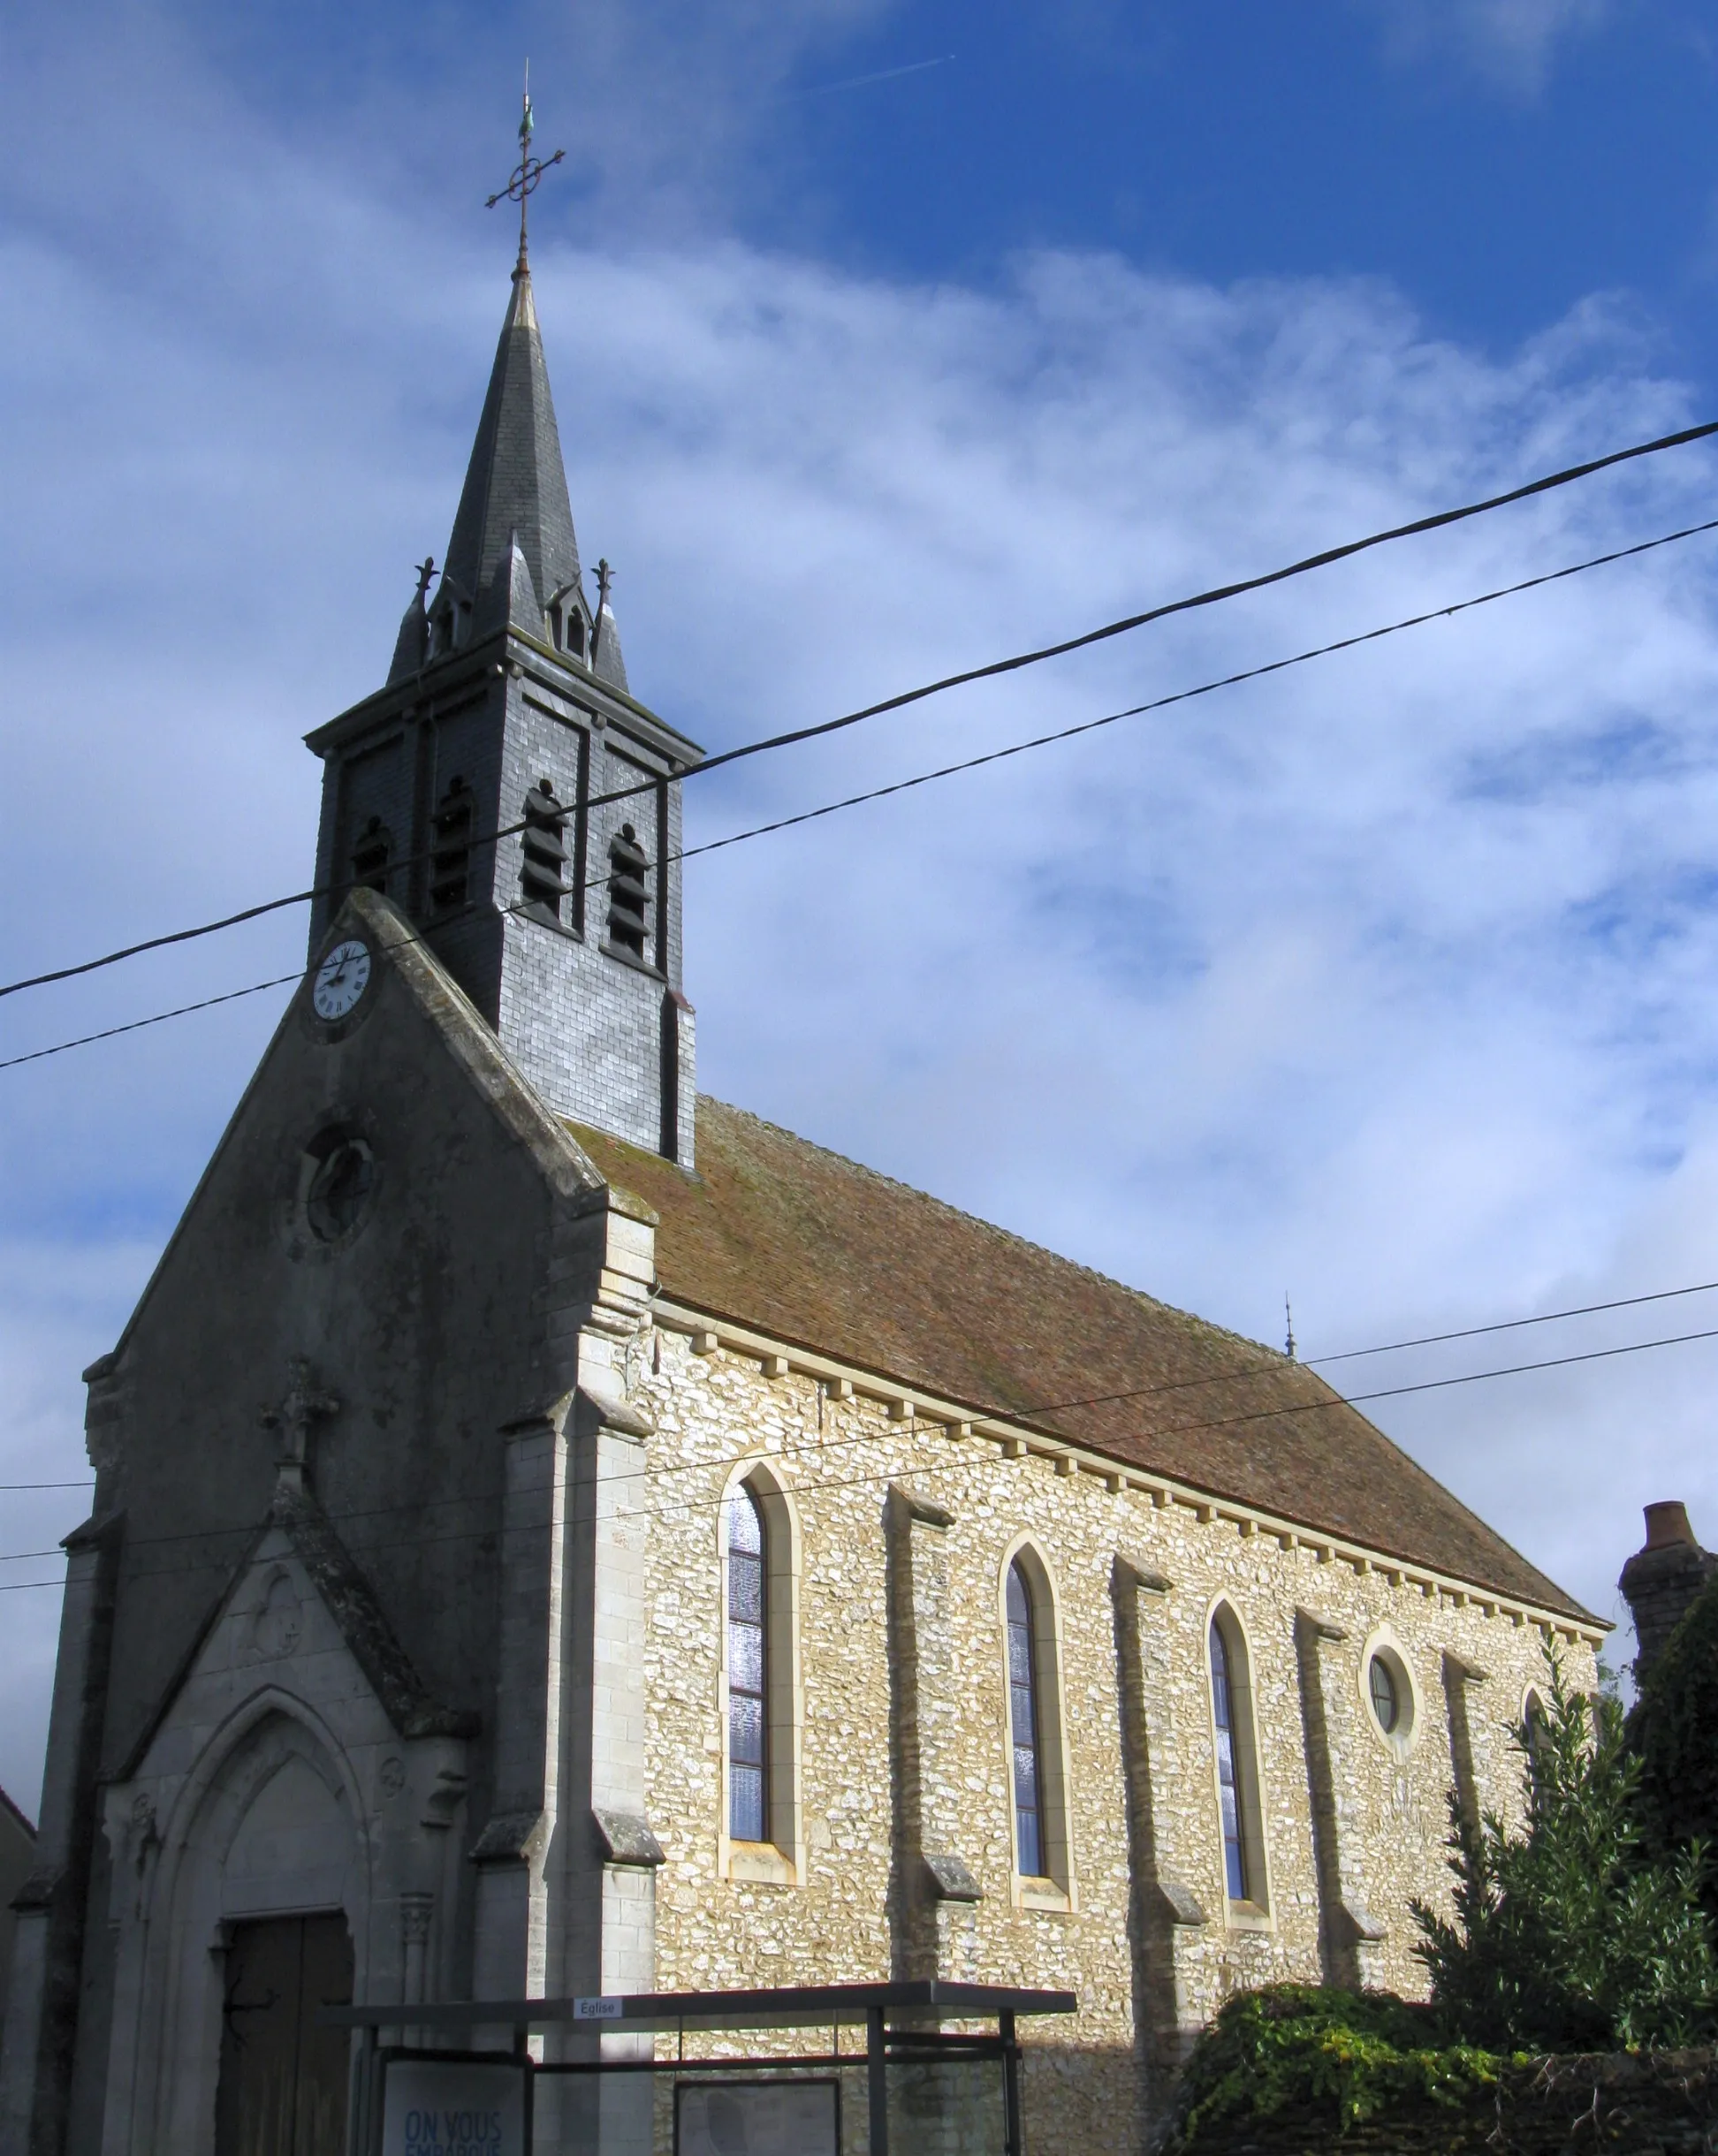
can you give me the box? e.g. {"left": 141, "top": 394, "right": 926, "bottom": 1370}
{"left": 624, "top": 1321, "right": 1597, "bottom": 2151}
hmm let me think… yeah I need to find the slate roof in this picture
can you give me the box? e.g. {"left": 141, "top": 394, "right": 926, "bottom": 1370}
{"left": 444, "top": 266, "right": 583, "bottom": 634}
{"left": 570, "top": 1099, "right": 1593, "bottom": 1623}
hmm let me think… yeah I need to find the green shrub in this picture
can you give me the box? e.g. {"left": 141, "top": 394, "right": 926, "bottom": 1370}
{"left": 1163, "top": 1653, "right": 1718, "bottom": 2149}
{"left": 1410, "top": 1650, "right": 1718, "bottom": 2052}
{"left": 1159, "top": 1984, "right": 1504, "bottom": 2151}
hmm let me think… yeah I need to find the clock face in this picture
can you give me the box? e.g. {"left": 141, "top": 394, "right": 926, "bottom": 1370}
{"left": 312, "top": 938, "right": 372, "bottom": 1022}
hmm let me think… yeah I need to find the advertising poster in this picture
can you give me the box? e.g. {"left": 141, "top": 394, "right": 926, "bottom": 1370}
{"left": 380, "top": 2057, "right": 529, "bottom": 2156}
{"left": 676, "top": 2078, "right": 839, "bottom": 2156}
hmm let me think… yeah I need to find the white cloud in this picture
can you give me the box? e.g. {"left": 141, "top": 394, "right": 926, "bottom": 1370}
{"left": 1364, "top": 0, "right": 1613, "bottom": 87}
{"left": 1, "top": 7, "right": 1715, "bottom": 1808}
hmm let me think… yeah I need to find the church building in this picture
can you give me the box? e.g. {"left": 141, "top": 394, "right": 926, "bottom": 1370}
{"left": 0, "top": 200, "right": 1603, "bottom": 2156}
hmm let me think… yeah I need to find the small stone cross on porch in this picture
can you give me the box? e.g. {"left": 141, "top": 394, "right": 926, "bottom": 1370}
{"left": 260, "top": 1357, "right": 341, "bottom": 1493}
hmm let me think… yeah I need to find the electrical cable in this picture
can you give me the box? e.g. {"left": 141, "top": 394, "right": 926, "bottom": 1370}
{"left": 667, "top": 513, "right": 1718, "bottom": 870}
{"left": 1311, "top": 1279, "right": 1718, "bottom": 1363}
{"left": 2, "top": 1258, "right": 1705, "bottom": 1507}
{"left": 0, "top": 975, "right": 302, "bottom": 1073}
{"left": 8, "top": 512, "right": 1718, "bottom": 1075}
{"left": 3, "top": 418, "right": 1714, "bottom": 1008}
{"left": 0, "top": 896, "right": 538, "bottom": 1073}
{"left": 3, "top": 1309, "right": 1717, "bottom": 1583}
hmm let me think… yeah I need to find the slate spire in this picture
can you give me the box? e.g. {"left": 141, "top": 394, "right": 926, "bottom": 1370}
{"left": 439, "top": 255, "right": 582, "bottom": 645}
{"left": 590, "top": 557, "right": 629, "bottom": 694}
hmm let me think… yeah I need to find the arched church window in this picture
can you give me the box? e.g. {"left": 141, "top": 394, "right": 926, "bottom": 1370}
{"left": 521, "top": 780, "right": 568, "bottom": 921}
{"left": 430, "top": 778, "right": 473, "bottom": 913}
{"left": 547, "top": 582, "right": 587, "bottom": 659}
{"left": 351, "top": 816, "right": 391, "bottom": 895}
{"left": 1524, "top": 1689, "right": 1547, "bottom": 1788}
{"left": 726, "top": 1485, "right": 768, "bottom": 1843}
{"left": 1209, "top": 1609, "right": 1265, "bottom": 1905}
{"left": 1007, "top": 1560, "right": 1045, "bottom": 1878}
{"left": 606, "top": 823, "right": 651, "bottom": 961}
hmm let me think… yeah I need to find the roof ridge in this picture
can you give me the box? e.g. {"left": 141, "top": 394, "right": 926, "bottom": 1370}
{"left": 699, "top": 1097, "right": 1282, "bottom": 1366}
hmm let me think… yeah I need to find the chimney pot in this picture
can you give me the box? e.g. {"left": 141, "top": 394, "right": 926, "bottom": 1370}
{"left": 1644, "top": 1499, "right": 1697, "bottom": 1550}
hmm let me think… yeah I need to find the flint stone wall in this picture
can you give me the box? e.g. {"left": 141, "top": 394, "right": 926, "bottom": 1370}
{"left": 621, "top": 1327, "right": 1595, "bottom": 2154}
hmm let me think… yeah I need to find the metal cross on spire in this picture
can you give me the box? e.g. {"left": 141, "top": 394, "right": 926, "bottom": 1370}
{"left": 485, "top": 62, "right": 566, "bottom": 273}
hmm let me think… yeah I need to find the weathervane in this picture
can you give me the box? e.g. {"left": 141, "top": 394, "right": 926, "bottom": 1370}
{"left": 485, "top": 62, "right": 565, "bottom": 272}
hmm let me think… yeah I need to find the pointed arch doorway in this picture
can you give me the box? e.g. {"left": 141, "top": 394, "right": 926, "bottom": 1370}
{"left": 216, "top": 1911, "right": 353, "bottom": 2156}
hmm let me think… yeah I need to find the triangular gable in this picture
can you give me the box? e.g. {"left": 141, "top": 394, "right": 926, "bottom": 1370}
{"left": 101, "top": 885, "right": 617, "bottom": 1372}
{"left": 114, "top": 1480, "right": 475, "bottom": 1783}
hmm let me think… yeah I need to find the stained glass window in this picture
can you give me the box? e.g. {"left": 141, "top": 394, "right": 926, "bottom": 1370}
{"left": 727, "top": 1487, "right": 767, "bottom": 1842}
{"left": 1007, "top": 1561, "right": 1045, "bottom": 1879}
{"left": 1369, "top": 1654, "right": 1400, "bottom": 1734}
{"left": 1210, "top": 1617, "right": 1250, "bottom": 1902}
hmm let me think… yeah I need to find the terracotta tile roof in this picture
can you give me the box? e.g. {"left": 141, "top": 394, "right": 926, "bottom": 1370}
{"left": 570, "top": 1100, "right": 1593, "bottom": 1624}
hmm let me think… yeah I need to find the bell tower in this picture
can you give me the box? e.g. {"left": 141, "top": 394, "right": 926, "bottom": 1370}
{"left": 304, "top": 105, "right": 701, "bottom": 1163}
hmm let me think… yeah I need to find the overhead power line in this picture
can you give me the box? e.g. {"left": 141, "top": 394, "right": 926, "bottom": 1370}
{"left": 1312, "top": 1277, "right": 1718, "bottom": 1363}
{"left": 4, "top": 1300, "right": 1718, "bottom": 1582}
{"left": 3, "top": 417, "right": 1714, "bottom": 1010}
{"left": 668, "top": 513, "right": 1718, "bottom": 870}
{"left": 1, "top": 1250, "right": 1712, "bottom": 1505}
{"left": 677, "top": 421, "right": 1718, "bottom": 777}
{"left": 0, "top": 975, "right": 301, "bottom": 1073}
{"left": 8, "top": 510, "right": 1717, "bottom": 1077}
{"left": 4, "top": 1265, "right": 1715, "bottom": 1560}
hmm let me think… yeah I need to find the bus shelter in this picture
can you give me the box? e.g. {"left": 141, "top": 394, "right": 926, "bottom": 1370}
{"left": 323, "top": 1978, "right": 1077, "bottom": 2156}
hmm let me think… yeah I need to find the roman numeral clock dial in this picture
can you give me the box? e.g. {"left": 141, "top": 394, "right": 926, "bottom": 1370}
{"left": 312, "top": 938, "right": 372, "bottom": 1021}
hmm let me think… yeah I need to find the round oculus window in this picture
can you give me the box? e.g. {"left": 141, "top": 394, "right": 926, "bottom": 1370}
{"left": 1368, "top": 1653, "right": 1401, "bottom": 1735}
{"left": 304, "top": 1135, "right": 374, "bottom": 1242}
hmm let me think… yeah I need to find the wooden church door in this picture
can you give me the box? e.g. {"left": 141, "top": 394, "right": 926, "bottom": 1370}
{"left": 216, "top": 1914, "right": 354, "bottom": 2156}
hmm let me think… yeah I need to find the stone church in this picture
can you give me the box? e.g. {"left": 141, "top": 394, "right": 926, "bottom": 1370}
{"left": 1, "top": 222, "right": 1603, "bottom": 2156}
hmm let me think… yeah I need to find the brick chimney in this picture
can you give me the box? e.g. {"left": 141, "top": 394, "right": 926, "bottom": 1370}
{"left": 1619, "top": 1501, "right": 1718, "bottom": 1684}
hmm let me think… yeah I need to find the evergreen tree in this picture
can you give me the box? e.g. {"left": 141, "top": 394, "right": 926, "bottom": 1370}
{"left": 1411, "top": 1651, "right": 1717, "bottom": 2051}
{"left": 1632, "top": 1568, "right": 1718, "bottom": 1911}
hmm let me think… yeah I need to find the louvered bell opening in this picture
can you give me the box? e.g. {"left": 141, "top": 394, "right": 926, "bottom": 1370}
{"left": 606, "top": 823, "right": 650, "bottom": 960}
{"left": 351, "top": 816, "right": 391, "bottom": 895}
{"left": 430, "top": 779, "right": 474, "bottom": 912}
{"left": 521, "top": 782, "right": 569, "bottom": 921}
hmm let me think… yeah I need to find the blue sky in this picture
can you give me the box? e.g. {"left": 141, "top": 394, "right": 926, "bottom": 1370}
{"left": 4, "top": 0, "right": 1718, "bottom": 1807}
{"left": 168, "top": 0, "right": 1718, "bottom": 361}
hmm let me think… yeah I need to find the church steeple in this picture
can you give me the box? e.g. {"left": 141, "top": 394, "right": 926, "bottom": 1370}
{"left": 310, "top": 88, "right": 701, "bottom": 1164}
{"left": 437, "top": 261, "right": 583, "bottom": 652}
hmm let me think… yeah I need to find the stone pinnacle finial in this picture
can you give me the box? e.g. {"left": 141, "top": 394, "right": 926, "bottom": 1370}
{"left": 260, "top": 1356, "right": 341, "bottom": 1494}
